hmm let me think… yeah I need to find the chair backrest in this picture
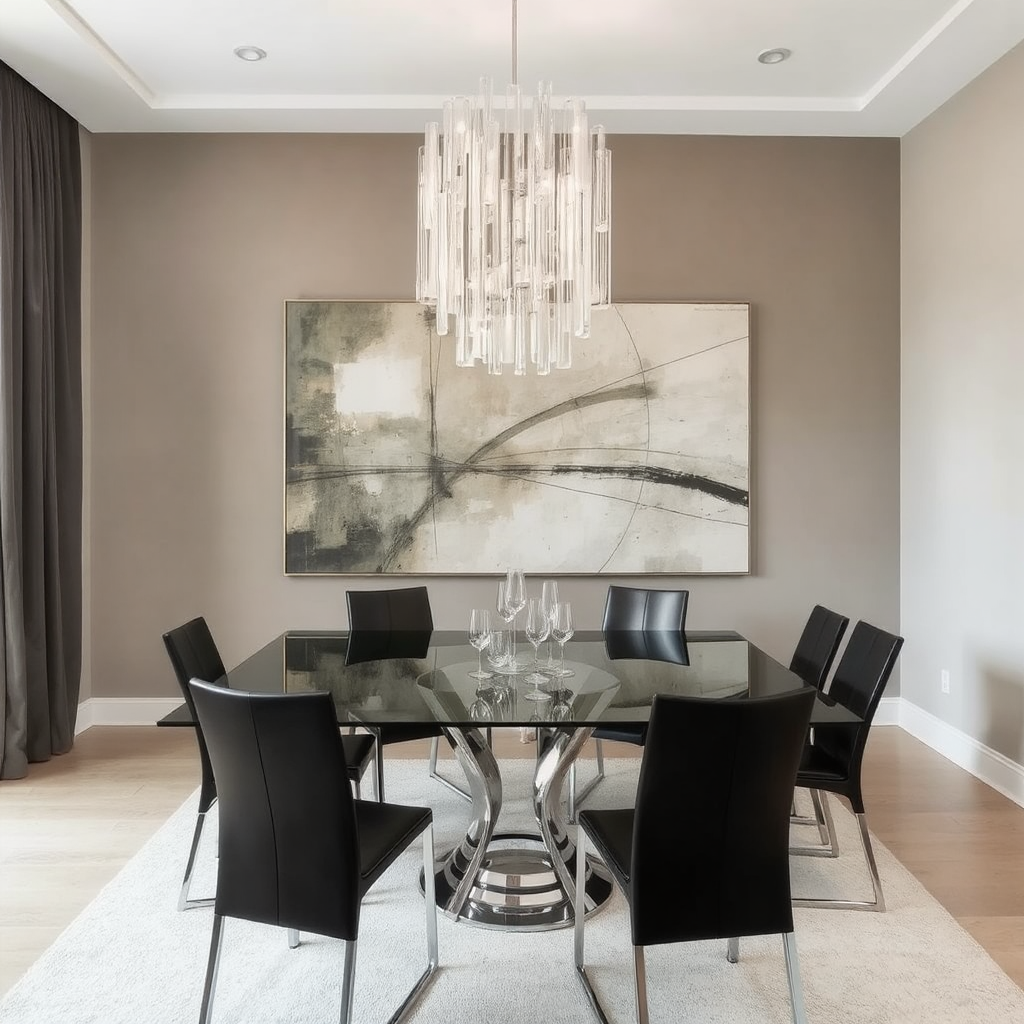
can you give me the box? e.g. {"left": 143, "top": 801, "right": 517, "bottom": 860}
{"left": 630, "top": 687, "right": 815, "bottom": 947}
{"left": 601, "top": 585, "right": 688, "bottom": 633}
{"left": 789, "top": 604, "right": 849, "bottom": 690}
{"left": 814, "top": 621, "right": 904, "bottom": 807}
{"left": 346, "top": 586, "right": 434, "bottom": 632}
{"left": 161, "top": 616, "right": 227, "bottom": 809}
{"left": 187, "top": 680, "right": 362, "bottom": 940}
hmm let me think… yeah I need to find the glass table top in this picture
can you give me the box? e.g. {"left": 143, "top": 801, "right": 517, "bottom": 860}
{"left": 160, "top": 629, "right": 861, "bottom": 729}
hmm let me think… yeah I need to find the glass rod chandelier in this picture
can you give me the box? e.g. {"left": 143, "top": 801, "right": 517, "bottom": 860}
{"left": 415, "top": 0, "right": 611, "bottom": 375}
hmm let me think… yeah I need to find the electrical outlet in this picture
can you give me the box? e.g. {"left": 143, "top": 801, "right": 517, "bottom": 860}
{"left": 940, "top": 669, "right": 950, "bottom": 694}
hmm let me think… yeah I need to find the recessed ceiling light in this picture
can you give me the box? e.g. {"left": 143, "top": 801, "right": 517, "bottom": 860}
{"left": 233, "top": 45, "right": 267, "bottom": 62}
{"left": 757, "top": 48, "right": 791, "bottom": 65}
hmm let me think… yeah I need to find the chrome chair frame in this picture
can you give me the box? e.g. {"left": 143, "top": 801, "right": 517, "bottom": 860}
{"left": 791, "top": 789, "right": 886, "bottom": 912}
{"left": 574, "top": 832, "right": 809, "bottom": 1024}
{"left": 178, "top": 806, "right": 216, "bottom": 912}
{"left": 199, "top": 828, "right": 439, "bottom": 1024}
{"left": 789, "top": 620, "right": 903, "bottom": 912}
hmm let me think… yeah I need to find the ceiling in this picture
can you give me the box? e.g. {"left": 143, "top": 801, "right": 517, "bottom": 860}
{"left": 2, "top": 0, "right": 1023, "bottom": 135}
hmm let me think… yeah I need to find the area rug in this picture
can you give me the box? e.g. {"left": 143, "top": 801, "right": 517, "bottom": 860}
{"left": 2, "top": 759, "right": 1021, "bottom": 1024}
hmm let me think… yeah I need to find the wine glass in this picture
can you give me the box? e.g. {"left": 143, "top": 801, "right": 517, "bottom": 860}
{"left": 551, "top": 601, "right": 575, "bottom": 678}
{"left": 498, "top": 569, "right": 527, "bottom": 670}
{"left": 522, "top": 598, "right": 553, "bottom": 701}
{"left": 468, "top": 608, "right": 493, "bottom": 680}
{"left": 540, "top": 579, "right": 559, "bottom": 670}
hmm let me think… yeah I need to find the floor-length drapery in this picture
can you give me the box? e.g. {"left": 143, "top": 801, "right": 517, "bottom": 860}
{"left": 0, "top": 61, "right": 82, "bottom": 779}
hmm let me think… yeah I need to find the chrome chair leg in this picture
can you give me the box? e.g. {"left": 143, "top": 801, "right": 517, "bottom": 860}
{"left": 633, "top": 945, "right": 650, "bottom": 1024}
{"left": 813, "top": 788, "right": 833, "bottom": 848}
{"left": 198, "top": 913, "right": 225, "bottom": 1024}
{"left": 179, "top": 807, "right": 215, "bottom": 911}
{"left": 793, "top": 809, "right": 885, "bottom": 911}
{"left": 428, "top": 734, "right": 472, "bottom": 803}
{"left": 790, "top": 789, "right": 839, "bottom": 858}
{"left": 422, "top": 825, "right": 439, "bottom": 970}
{"left": 857, "top": 811, "right": 886, "bottom": 912}
{"left": 288, "top": 929, "right": 299, "bottom": 948}
{"left": 726, "top": 937, "right": 739, "bottom": 963}
{"left": 790, "top": 786, "right": 833, "bottom": 845}
{"left": 339, "top": 939, "right": 358, "bottom": 1024}
{"left": 782, "top": 932, "right": 809, "bottom": 1024}
{"left": 574, "top": 831, "right": 613, "bottom": 1024}
{"left": 383, "top": 826, "right": 439, "bottom": 1023}
{"left": 574, "top": 833, "right": 586, "bottom": 972}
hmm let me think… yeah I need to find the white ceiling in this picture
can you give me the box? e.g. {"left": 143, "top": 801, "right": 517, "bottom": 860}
{"left": 2, "top": 0, "right": 1023, "bottom": 135}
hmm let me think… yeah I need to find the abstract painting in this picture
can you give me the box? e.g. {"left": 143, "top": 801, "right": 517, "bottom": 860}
{"left": 285, "top": 300, "right": 749, "bottom": 574}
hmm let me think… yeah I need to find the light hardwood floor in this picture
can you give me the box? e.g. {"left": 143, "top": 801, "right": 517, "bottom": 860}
{"left": 1, "top": 725, "right": 1022, "bottom": 998}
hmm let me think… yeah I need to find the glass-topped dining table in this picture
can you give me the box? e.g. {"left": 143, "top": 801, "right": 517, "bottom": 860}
{"left": 159, "top": 628, "right": 861, "bottom": 932}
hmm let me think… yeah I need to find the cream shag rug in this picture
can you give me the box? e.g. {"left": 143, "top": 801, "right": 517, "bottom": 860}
{"left": 2, "top": 758, "right": 1022, "bottom": 1024}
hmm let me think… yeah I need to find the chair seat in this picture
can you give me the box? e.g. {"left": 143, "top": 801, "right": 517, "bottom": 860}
{"left": 354, "top": 800, "right": 433, "bottom": 892}
{"left": 797, "top": 744, "right": 849, "bottom": 784}
{"left": 577, "top": 807, "right": 633, "bottom": 894}
{"left": 592, "top": 724, "right": 646, "bottom": 746}
{"left": 340, "top": 734, "right": 377, "bottom": 780}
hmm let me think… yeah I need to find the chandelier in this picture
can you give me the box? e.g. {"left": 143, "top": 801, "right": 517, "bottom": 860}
{"left": 415, "top": 0, "right": 611, "bottom": 375}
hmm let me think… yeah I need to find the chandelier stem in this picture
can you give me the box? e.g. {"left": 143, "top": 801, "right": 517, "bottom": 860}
{"left": 511, "top": 0, "right": 518, "bottom": 86}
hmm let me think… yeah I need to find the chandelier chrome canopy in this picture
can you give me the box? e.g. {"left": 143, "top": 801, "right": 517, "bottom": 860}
{"left": 415, "top": 2, "right": 611, "bottom": 375}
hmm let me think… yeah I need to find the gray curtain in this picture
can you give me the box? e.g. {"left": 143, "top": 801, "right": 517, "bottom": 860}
{"left": 0, "top": 61, "right": 83, "bottom": 779}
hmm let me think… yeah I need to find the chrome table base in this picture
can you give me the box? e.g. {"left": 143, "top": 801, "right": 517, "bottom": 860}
{"left": 430, "top": 723, "right": 613, "bottom": 931}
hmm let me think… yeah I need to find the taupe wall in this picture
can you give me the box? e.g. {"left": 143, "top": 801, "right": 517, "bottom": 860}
{"left": 87, "top": 133, "right": 900, "bottom": 698}
{"left": 902, "top": 42, "right": 1024, "bottom": 762}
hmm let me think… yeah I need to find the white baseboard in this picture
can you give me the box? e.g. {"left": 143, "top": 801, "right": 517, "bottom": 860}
{"left": 76, "top": 697, "right": 184, "bottom": 732}
{"left": 898, "top": 699, "right": 1024, "bottom": 809}
{"left": 874, "top": 696, "right": 901, "bottom": 726}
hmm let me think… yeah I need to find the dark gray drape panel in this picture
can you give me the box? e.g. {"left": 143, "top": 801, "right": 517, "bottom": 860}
{"left": 0, "top": 62, "right": 82, "bottom": 779}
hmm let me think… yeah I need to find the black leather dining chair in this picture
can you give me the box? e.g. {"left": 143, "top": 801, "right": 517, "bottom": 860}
{"left": 345, "top": 586, "right": 469, "bottom": 802}
{"left": 790, "top": 604, "right": 849, "bottom": 690}
{"left": 187, "top": 680, "right": 439, "bottom": 1024}
{"left": 791, "top": 620, "right": 904, "bottom": 912}
{"left": 787, "top": 604, "right": 849, "bottom": 830}
{"left": 575, "top": 688, "right": 816, "bottom": 1024}
{"left": 162, "top": 616, "right": 375, "bottom": 910}
{"left": 567, "top": 586, "right": 689, "bottom": 819}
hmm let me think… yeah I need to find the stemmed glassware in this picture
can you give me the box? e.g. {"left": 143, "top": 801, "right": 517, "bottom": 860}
{"left": 522, "top": 598, "right": 553, "bottom": 701}
{"left": 551, "top": 601, "right": 575, "bottom": 678}
{"left": 497, "top": 568, "right": 527, "bottom": 671}
{"left": 540, "top": 580, "right": 559, "bottom": 671}
{"left": 468, "top": 608, "right": 493, "bottom": 680}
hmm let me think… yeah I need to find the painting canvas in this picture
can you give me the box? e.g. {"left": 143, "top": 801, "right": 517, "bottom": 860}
{"left": 285, "top": 300, "right": 749, "bottom": 574}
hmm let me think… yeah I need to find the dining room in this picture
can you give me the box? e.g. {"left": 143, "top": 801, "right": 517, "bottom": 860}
{"left": 2, "top": 2, "right": 1024, "bottom": 1022}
